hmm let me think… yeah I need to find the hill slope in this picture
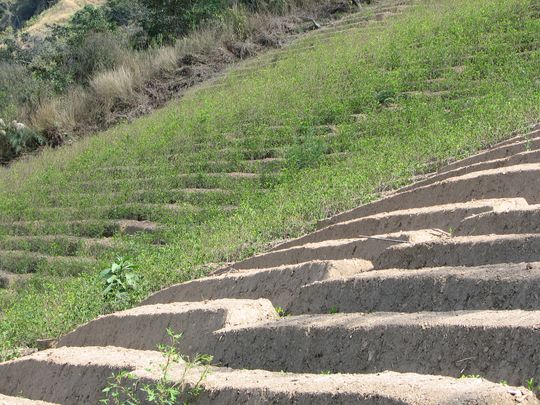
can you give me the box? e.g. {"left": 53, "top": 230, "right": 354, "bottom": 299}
{"left": 0, "top": 0, "right": 539, "bottom": 360}
{"left": 24, "top": 0, "right": 105, "bottom": 36}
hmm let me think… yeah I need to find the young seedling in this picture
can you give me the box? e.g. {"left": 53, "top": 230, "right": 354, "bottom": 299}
{"left": 329, "top": 306, "right": 339, "bottom": 314}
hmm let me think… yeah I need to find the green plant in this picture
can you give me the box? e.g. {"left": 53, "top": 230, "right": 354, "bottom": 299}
{"left": 0, "top": 119, "right": 45, "bottom": 163}
{"left": 101, "top": 329, "right": 213, "bottom": 404}
{"left": 374, "top": 88, "right": 396, "bottom": 106}
{"left": 275, "top": 306, "right": 289, "bottom": 317}
{"left": 328, "top": 306, "right": 339, "bottom": 314}
{"left": 100, "top": 257, "right": 141, "bottom": 307}
{"left": 527, "top": 378, "right": 540, "bottom": 393}
{"left": 459, "top": 374, "right": 481, "bottom": 379}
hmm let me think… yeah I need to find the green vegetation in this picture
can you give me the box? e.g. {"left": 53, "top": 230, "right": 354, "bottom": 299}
{"left": 0, "top": 0, "right": 539, "bottom": 359}
{"left": 275, "top": 306, "right": 289, "bottom": 317}
{"left": 100, "top": 257, "right": 141, "bottom": 310}
{"left": 101, "top": 329, "right": 212, "bottom": 404}
{"left": 527, "top": 378, "right": 540, "bottom": 393}
{"left": 0, "top": 0, "right": 345, "bottom": 162}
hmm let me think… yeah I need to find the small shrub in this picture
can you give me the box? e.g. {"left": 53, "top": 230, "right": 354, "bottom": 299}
{"left": 375, "top": 88, "right": 396, "bottom": 106}
{"left": 100, "top": 257, "right": 141, "bottom": 308}
{"left": 275, "top": 306, "right": 289, "bottom": 317}
{"left": 0, "top": 119, "right": 45, "bottom": 163}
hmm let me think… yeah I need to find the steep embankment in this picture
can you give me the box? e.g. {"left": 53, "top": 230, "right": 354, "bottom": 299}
{"left": 0, "top": 0, "right": 539, "bottom": 364}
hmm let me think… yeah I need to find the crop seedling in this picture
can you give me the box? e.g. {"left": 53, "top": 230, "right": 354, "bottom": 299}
{"left": 101, "top": 328, "right": 213, "bottom": 405}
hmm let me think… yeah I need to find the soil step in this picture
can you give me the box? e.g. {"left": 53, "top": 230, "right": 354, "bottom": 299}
{"left": 50, "top": 188, "right": 237, "bottom": 207}
{"left": 397, "top": 148, "right": 540, "bottom": 194}
{"left": 91, "top": 157, "right": 286, "bottom": 176}
{"left": 0, "top": 394, "right": 57, "bottom": 404}
{"left": 0, "top": 269, "right": 31, "bottom": 289}
{"left": 209, "top": 310, "right": 540, "bottom": 386}
{"left": 437, "top": 130, "right": 540, "bottom": 174}
{"left": 72, "top": 172, "right": 267, "bottom": 192}
{"left": 455, "top": 206, "right": 540, "bottom": 236}
{"left": 0, "top": 220, "right": 161, "bottom": 238}
{"left": 142, "top": 260, "right": 367, "bottom": 309}
{"left": 0, "top": 346, "right": 536, "bottom": 405}
{"left": 32, "top": 203, "right": 236, "bottom": 222}
{"left": 58, "top": 299, "right": 277, "bottom": 351}
{"left": 232, "top": 230, "right": 443, "bottom": 270}
{"left": 319, "top": 164, "right": 540, "bottom": 228}
{"left": 292, "top": 262, "right": 540, "bottom": 314}
{"left": 273, "top": 198, "right": 527, "bottom": 251}
{"left": 0, "top": 251, "right": 97, "bottom": 276}
{"left": 0, "top": 236, "right": 119, "bottom": 257}
{"left": 374, "top": 233, "right": 540, "bottom": 270}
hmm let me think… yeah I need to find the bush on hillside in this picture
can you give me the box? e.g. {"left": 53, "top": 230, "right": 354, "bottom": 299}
{"left": 0, "top": 119, "right": 45, "bottom": 163}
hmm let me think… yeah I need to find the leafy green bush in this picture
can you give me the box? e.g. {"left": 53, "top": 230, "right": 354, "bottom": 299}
{"left": 100, "top": 257, "right": 141, "bottom": 309}
{"left": 140, "top": 0, "right": 227, "bottom": 43}
{"left": 0, "top": 119, "right": 45, "bottom": 163}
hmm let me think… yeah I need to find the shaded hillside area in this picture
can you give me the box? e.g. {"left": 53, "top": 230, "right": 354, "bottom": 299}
{"left": 0, "top": 0, "right": 539, "bottom": 359}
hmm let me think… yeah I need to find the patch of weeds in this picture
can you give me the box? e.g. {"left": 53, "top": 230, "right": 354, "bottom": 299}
{"left": 101, "top": 329, "right": 213, "bottom": 405}
{"left": 100, "top": 257, "right": 141, "bottom": 310}
{"left": 285, "top": 136, "right": 327, "bottom": 172}
{"left": 459, "top": 374, "right": 481, "bottom": 379}
{"left": 320, "top": 370, "right": 332, "bottom": 375}
{"left": 328, "top": 306, "right": 339, "bottom": 314}
{"left": 275, "top": 306, "right": 289, "bottom": 317}
{"left": 500, "top": 380, "right": 508, "bottom": 386}
{"left": 527, "top": 378, "right": 540, "bottom": 393}
{"left": 374, "top": 89, "right": 396, "bottom": 106}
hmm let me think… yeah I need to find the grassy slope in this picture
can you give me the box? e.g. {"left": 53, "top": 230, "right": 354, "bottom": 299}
{"left": 0, "top": 0, "right": 539, "bottom": 357}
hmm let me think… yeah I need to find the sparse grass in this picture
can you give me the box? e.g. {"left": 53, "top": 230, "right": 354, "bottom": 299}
{"left": 527, "top": 378, "right": 540, "bottom": 393}
{"left": 328, "top": 306, "right": 339, "bottom": 314}
{"left": 460, "top": 374, "right": 481, "bottom": 379}
{"left": 0, "top": 0, "right": 539, "bottom": 359}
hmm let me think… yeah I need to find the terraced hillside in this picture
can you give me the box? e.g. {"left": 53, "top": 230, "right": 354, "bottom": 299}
{"left": 2, "top": 126, "right": 540, "bottom": 403}
{"left": 0, "top": 0, "right": 539, "bottom": 376}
